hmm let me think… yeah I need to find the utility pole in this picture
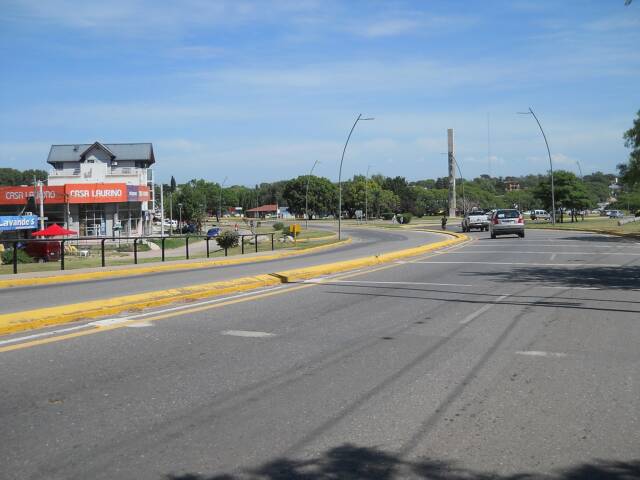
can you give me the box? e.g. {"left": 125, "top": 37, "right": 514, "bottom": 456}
{"left": 160, "top": 183, "right": 165, "bottom": 237}
{"left": 447, "top": 128, "right": 456, "bottom": 218}
{"left": 218, "top": 177, "right": 228, "bottom": 223}
{"left": 38, "top": 180, "right": 45, "bottom": 229}
{"left": 365, "top": 164, "right": 371, "bottom": 222}
{"left": 305, "top": 160, "right": 320, "bottom": 229}
{"left": 169, "top": 194, "right": 173, "bottom": 235}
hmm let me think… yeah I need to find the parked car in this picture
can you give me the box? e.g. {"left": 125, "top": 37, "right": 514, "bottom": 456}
{"left": 206, "top": 227, "right": 221, "bottom": 238}
{"left": 530, "top": 209, "right": 550, "bottom": 221}
{"left": 461, "top": 210, "right": 489, "bottom": 232}
{"left": 489, "top": 209, "right": 525, "bottom": 239}
{"left": 608, "top": 210, "right": 624, "bottom": 219}
{"left": 181, "top": 223, "right": 197, "bottom": 234}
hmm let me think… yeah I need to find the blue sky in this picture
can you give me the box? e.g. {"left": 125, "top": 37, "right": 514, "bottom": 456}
{"left": 1, "top": 0, "right": 639, "bottom": 185}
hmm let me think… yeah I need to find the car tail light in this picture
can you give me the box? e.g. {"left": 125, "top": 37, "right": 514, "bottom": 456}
{"left": 517, "top": 215, "right": 524, "bottom": 224}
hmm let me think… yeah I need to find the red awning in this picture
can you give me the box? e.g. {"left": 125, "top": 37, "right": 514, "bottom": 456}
{"left": 32, "top": 224, "right": 78, "bottom": 237}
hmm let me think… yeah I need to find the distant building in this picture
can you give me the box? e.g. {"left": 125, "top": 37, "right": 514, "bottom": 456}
{"left": 0, "top": 141, "right": 155, "bottom": 237}
{"left": 246, "top": 204, "right": 278, "bottom": 219}
{"left": 504, "top": 180, "right": 520, "bottom": 192}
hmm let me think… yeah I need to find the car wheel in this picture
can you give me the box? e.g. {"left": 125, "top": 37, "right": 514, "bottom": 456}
{"left": 520, "top": 231, "right": 525, "bottom": 238}
{"left": 490, "top": 232, "right": 496, "bottom": 239}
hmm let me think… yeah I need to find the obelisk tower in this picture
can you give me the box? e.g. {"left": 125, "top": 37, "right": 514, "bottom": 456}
{"left": 448, "top": 128, "right": 456, "bottom": 217}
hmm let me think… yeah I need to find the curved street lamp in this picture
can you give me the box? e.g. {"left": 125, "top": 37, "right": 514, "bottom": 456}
{"left": 519, "top": 107, "right": 556, "bottom": 224}
{"left": 305, "top": 160, "right": 320, "bottom": 229}
{"left": 338, "top": 114, "right": 374, "bottom": 240}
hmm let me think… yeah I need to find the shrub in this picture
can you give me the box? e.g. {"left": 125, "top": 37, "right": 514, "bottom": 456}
{"left": 216, "top": 230, "right": 239, "bottom": 249}
{"left": 1, "top": 248, "right": 32, "bottom": 264}
{"left": 399, "top": 213, "right": 412, "bottom": 224}
{"left": 381, "top": 212, "right": 395, "bottom": 221}
{"left": 272, "top": 222, "right": 284, "bottom": 231}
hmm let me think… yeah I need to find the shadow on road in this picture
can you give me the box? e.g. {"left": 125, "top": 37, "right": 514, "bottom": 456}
{"left": 166, "top": 445, "right": 639, "bottom": 479}
{"left": 462, "top": 265, "right": 640, "bottom": 291}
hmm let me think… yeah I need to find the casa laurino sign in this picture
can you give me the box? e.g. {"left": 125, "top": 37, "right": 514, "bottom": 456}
{"left": 0, "top": 215, "right": 39, "bottom": 231}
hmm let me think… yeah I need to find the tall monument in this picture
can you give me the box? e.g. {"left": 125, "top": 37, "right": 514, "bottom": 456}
{"left": 448, "top": 128, "right": 456, "bottom": 217}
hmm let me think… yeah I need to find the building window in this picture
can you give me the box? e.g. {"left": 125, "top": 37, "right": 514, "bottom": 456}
{"left": 79, "top": 204, "right": 105, "bottom": 236}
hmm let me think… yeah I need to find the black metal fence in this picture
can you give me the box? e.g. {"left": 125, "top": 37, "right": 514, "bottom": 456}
{"left": 1, "top": 233, "right": 276, "bottom": 274}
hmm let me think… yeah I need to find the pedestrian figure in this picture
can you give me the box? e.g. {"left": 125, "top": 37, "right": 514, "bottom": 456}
{"left": 441, "top": 215, "right": 448, "bottom": 230}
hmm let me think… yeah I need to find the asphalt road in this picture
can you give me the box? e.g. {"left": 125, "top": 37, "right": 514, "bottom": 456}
{"left": 0, "top": 226, "right": 442, "bottom": 314}
{"left": 1, "top": 229, "right": 639, "bottom": 479}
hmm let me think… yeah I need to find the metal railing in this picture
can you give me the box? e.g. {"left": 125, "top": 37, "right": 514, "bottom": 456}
{"left": 1, "top": 233, "right": 276, "bottom": 274}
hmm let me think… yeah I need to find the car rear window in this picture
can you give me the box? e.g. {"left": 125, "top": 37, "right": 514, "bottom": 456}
{"left": 496, "top": 210, "right": 519, "bottom": 219}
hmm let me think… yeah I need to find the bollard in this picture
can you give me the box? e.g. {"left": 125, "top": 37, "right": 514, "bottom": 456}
{"left": 13, "top": 241, "right": 18, "bottom": 274}
{"left": 271, "top": 233, "right": 274, "bottom": 251}
{"left": 101, "top": 238, "right": 106, "bottom": 267}
{"left": 255, "top": 234, "right": 258, "bottom": 253}
{"left": 241, "top": 236, "right": 245, "bottom": 254}
{"left": 161, "top": 237, "right": 166, "bottom": 262}
{"left": 60, "top": 240, "right": 66, "bottom": 270}
{"left": 206, "top": 237, "right": 210, "bottom": 258}
{"left": 133, "top": 238, "right": 138, "bottom": 264}
{"left": 186, "top": 236, "right": 190, "bottom": 260}
{"left": 225, "top": 247, "right": 228, "bottom": 257}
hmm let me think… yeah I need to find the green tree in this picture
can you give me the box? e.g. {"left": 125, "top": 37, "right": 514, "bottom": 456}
{"left": 534, "top": 171, "right": 592, "bottom": 222}
{"left": 282, "top": 175, "right": 337, "bottom": 217}
{"left": 619, "top": 109, "right": 640, "bottom": 187}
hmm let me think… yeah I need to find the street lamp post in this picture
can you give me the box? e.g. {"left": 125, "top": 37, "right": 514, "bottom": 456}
{"left": 364, "top": 164, "right": 372, "bottom": 222}
{"left": 178, "top": 203, "right": 183, "bottom": 232}
{"left": 218, "top": 176, "right": 228, "bottom": 223}
{"left": 338, "top": 114, "right": 374, "bottom": 240}
{"left": 305, "top": 160, "right": 320, "bottom": 229}
{"left": 519, "top": 107, "right": 556, "bottom": 225}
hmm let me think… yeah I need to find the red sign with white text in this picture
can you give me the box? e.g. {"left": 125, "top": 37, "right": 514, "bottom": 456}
{"left": 64, "top": 183, "right": 128, "bottom": 204}
{"left": 0, "top": 186, "right": 66, "bottom": 205}
{"left": 0, "top": 183, "right": 149, "bottom": 205}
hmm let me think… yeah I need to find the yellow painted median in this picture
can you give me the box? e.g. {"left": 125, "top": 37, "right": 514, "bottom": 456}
{"left": 0, "top": 230, "right": 467, "bottom": 335}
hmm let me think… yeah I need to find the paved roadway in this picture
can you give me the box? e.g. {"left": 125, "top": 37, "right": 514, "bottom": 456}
{"left": 0, "top": 226, "right": 442, "bottom": 314}
{"left": 1, "top": 229, "right": 639, "bottom": 479}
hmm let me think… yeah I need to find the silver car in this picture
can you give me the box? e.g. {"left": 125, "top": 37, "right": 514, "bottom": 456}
{"left": 489, "top": 209, "right": 525, "bottom": 238}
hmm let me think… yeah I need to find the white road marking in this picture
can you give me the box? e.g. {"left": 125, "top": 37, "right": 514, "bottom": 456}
{"left": 466, "top": 243, "right": 640, "bottom": 249}
{"left": 125, "top": 321, "right": 154, "bottom": 328}
{"left": 410, "top": 261, "right": 622, "bottom": 267}
{"left": 221, "top": 330, "right": 275, "bottom": 338}
{"left": 539, "top": 286, "right": 600, "bottom": 290}
{"left": 550, "top": 253, "right": 557, "bottom": 261}
{"left": 324, "top": 280, "right": 474, "bottom": 287}
{"left": 0, "top": 323, "right": 89, "bottom": 346}
{"left": 460, "top": 294, "right": 510, "bottom": 324}
{"left": 444, "top": 250, "right": 640, "bottom": 256}
{"left": 516, "top": 350, "right": 568, "bottom": 358}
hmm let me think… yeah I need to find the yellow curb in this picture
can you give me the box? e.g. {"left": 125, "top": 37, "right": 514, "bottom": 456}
{"left": 0, "top": 230, "right": 467, "bottom": 336}
{"left": 0, "top": 237, "right": 352, "bottom": 289}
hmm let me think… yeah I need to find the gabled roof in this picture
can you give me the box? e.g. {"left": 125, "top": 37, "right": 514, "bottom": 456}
{"left": 246, "top": 204, "right": 278, "bottom": 213}
{"left": 79, "top": 141, "right": 115, "bottom": 160}
{"left": 47, "top": 142, "right": 155, "bottom": 165}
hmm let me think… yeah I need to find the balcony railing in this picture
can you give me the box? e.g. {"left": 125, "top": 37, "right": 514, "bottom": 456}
{"left": 49, "top": 168, "right": 80, "bottom": 176}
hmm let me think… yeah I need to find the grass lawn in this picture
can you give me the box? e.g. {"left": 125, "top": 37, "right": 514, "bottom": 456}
{"left": 526, "top": 215, "right": 640, "bottom": 236}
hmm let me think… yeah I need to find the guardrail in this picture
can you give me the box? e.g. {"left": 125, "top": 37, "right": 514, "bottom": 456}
{"left": 1, "top": 233, "right": 276, "bottom": 274}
